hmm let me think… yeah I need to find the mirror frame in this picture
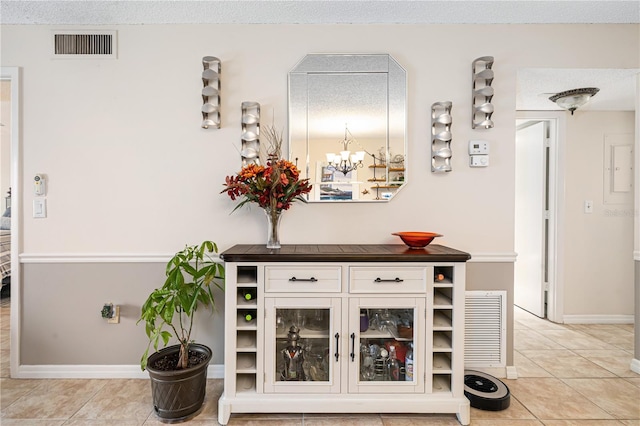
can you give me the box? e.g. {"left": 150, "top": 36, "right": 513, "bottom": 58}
{"left": 288, "top": 53, "right": 407, "bottom": 202}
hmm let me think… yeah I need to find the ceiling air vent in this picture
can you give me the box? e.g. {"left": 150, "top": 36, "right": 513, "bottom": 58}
{"left": 52, "top": 31, "right": 117, "bottom": 58}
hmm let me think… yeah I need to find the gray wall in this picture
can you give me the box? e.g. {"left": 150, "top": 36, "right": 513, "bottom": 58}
{"left": 466, "top": 262, "right": 515, "bottom": 366}
{"left": 21, "top": 262, "right": 226, "bottom": 365}
{"left": 22, "top": 261, "right": 506, "bottom": 366}
{"left": 636, "top": 261, "right": 640, "bottom": 358}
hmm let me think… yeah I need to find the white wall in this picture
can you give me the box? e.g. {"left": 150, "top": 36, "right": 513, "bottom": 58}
{"left": 1, "top": 23, "right": 638, "bottom": 370}
{"left": 564, "top": 111, "right": 635, "bottom": 318}
{"left": 0, "top": 23, "right": 633, "bottom": 256}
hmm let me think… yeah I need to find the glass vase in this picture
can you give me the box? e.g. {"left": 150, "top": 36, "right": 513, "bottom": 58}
{"left": 264, "top": 208, "right": 282, "bottom": 249}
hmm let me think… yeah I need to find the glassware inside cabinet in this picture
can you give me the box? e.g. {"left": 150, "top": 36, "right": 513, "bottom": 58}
{"left": 275, "top": 308, "right": 331, "bottom": 382}
{"left": 358, "top": 308, "right": 415, "bottom": 382}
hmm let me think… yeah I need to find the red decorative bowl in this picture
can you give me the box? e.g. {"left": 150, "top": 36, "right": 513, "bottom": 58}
{"left": 392, "top": 232, "right": 442, "bottom": 249}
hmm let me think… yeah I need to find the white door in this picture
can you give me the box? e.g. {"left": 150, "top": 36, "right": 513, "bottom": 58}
{"left": 514, "top": 120, "right": 547, "bottom": 317}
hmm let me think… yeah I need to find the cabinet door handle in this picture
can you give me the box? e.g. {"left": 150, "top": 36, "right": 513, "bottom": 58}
{"left": 374, "top": 277, "right": 404, "bottom": 283}
{"left": 350, "top": 333, "right": 355, "bottom": 362}
{"left": 334, "top": 333, "right": 340, "bottom": 361}
{"left": 289, "top": 277, "right": 318, "bottom": 282}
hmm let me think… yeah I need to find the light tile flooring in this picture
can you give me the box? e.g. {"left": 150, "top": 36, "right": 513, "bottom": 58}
{"left": 1, "top": 297, "right": 639, "bottom": 425}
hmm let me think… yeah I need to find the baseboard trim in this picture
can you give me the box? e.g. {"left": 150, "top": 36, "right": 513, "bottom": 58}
{"left": 462, "top": 366, "right": 518, "bottom": 380}
{"left": 14, "top": 364, "right": 225, "bottom": 379}
{"left": 562, "top": 314, "right": 634, "bottom": 324}
{"left": 631, "top": 358, "right": 640, "bottom": 374}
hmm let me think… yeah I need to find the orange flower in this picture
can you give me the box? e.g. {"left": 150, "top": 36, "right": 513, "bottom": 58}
{"left": 221, "top": 156, "right": 312, "bottom": 213}
{"left": 239, "top": 164, "right": 265, "bottom": 179}
{"left": 220, "top": 124, "right": 312, "bottom": 214}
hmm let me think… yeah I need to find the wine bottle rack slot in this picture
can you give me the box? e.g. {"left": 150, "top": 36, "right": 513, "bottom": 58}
{"left": 432, "top": 331, "right": 452, "bottom": 351}
{"left": 432, "top": 374, "right": 452, "bottom": 393}
{"left": 433, "top": 289, "right": 453, "bottom": 307}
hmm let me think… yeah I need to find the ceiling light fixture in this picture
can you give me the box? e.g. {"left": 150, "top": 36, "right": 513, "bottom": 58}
{"left": 549, "top": 87, "right": 599, "bottom": 115}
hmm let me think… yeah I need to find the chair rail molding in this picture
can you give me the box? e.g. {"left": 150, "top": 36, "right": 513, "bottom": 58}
{"left": 19, "top": 253, "right": 222, "bottom": 263}
{"left": 467, "top": 252, "right": 517, "bottom": 263}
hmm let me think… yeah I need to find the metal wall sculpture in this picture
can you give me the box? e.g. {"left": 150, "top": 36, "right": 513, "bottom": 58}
{"left": 471, "top": 56, "right": 494, "bottom": 129}
{"left": 241, "top": 102, "right": 261, "bottom": 165}
{"left": 201, "top": 56, "right": 221, "bottom": 129}
{"left": 431, "top": 101, "right": 453, "bottom": 172}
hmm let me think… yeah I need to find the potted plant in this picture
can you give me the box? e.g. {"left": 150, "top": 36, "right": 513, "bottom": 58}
{"left": 138, "top": 240, "right": 225, "bottom": 421}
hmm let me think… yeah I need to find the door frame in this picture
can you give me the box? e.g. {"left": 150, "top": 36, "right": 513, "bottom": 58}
{"left": 1, "top": 66, "right": 21, "bottom": 376}
{"left": 516, "top": 111, "right": 566, "bottom": 323}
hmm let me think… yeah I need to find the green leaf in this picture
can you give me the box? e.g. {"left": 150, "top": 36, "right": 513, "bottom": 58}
{"left": 137, "top": 240, "right": 226, "bottom": 370}
{"left": 160, "top": 331, "right": 171, "bottom": 346}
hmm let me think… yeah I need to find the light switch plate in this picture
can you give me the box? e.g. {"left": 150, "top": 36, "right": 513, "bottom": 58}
{"left": 33, "top": 198, "right": 46, "bottom": 218}
{"left": 584, "top": 200, "right": 593, "bottom": 213}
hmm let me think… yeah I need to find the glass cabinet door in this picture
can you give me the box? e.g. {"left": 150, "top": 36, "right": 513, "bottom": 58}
{"left": 264, "top": 298, "right": 341, "bottom": 394}
{"left": 348, "top": 297, "right": 426, "bottom": 394}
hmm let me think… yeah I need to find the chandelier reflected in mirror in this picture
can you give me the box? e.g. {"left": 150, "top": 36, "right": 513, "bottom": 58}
{"left": 325, "top": 125, "right": 365, "bottom": 175}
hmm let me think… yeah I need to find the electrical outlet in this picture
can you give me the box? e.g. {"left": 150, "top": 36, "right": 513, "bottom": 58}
{"left": 108, "top": 305, "right": 120, "bottom": 324}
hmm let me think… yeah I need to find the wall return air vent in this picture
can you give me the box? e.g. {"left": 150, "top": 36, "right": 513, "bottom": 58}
{"left": 465, "top": 290, "right": 507, "bottom": 368}
{"left": 53, "top": 31, "right": 117, "bottom": 58}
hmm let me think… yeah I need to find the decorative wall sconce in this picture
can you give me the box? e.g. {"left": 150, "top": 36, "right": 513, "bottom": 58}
{"left": 241, "top": 102, "right": 261, "bottom": 166}
{"left": 472, "top": 56, "right": 494, "bottom": 129}
{"left": 201, "top": 56, "right": 221, "bottom": 129}
{"left": 431, "top": 101, "right": 453, "bottom": 172}
{"left": 549, "top": 87, "right": 599, "bottom": 115}
{"left": 325, "top": 125, "right": 365, "bottom": 175}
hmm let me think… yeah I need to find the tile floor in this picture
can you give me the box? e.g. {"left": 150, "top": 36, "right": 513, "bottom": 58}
{"left": 1, "top": 297, "right": 638, "bottom": 425}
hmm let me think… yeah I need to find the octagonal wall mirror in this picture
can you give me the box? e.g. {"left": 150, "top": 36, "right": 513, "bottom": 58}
{"left": 288, "top": 54, "right": 407, "bottom": 202}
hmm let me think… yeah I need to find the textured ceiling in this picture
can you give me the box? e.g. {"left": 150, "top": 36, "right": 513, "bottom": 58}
{"left": 518, "top": 68, "right": 638, "bottom": 112}
{"left": 2, "top": 0, "right": 638, "bottom": 111}
{"left": 1, "top": 1, "right": 639, "bottom": 25}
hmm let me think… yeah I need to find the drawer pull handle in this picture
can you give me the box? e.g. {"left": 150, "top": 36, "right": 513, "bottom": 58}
{"left": 289, "top": 277, "right": 318, "bottom": 282}
{"left": 374, "top": 277, "right": 404, "bottom": 283}
{"left": 334, "top": 333, "right": 340, "bottom": 361}
{"left": 350, "top": 333, "right": 355, "bottom": 362}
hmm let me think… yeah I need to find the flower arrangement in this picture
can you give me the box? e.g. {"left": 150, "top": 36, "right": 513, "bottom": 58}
{"left": 221, "top": 126, "right": 312, "bottom": 248}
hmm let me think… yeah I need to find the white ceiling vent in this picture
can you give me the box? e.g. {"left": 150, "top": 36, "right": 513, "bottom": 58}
{"left": 52, "top": 30, "right": 117, "bottom": 58}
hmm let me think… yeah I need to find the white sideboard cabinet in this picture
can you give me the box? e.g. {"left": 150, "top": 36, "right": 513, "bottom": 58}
{"left": 218, "top": 244, "right": 471, "bottom": 425}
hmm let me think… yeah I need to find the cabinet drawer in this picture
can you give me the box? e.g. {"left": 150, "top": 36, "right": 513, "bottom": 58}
{"left": 349, "top": 266, "right": 430, "bottom": 293}
{"left": 264, "top": 265, "right": 341, "bottom": 293}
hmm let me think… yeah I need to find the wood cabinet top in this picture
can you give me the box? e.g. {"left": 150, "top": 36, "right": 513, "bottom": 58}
{"left": 219, "top": 244, "right": 471, "bottom": 263}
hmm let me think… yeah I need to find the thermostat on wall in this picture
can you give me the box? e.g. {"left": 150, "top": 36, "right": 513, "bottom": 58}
{"left": 470, "top": 155, "right": 489, "bottom": 167}
{"left": 469, "top": 140, "right": 489, "bottom": 167}
{"left": 469, "top": 140, "right": 489, "bottom": 155}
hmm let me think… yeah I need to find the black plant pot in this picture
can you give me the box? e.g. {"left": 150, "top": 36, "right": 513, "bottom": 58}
{"left": 146, "top": 343, "right": 212, "bottom": 422}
